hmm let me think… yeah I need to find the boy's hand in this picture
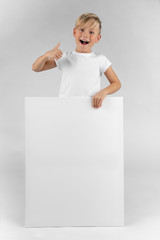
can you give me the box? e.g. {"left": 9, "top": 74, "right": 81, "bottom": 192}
{"left": 45, "top": 42, "right": 63, "bottom": 60}
{"left": 92, "top": 89, "right": 107, "bottom": 108}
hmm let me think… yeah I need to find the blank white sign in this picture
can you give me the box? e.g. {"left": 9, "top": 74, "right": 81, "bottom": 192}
{"left": 25, "top": 97, "right": 124, "bottom": 227}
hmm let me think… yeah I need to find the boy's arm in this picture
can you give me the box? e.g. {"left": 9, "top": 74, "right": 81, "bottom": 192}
{"left": 92, "top": 66, "right": 121, "bottom": 108}
{"left": 32, "top": 54, "right": 56, "bottom": 72}
{"left": 103, "top": 66, "right": 121, "bottom": 95}
{"left": 32, "top": 42, "right": 62, "bottom": 72}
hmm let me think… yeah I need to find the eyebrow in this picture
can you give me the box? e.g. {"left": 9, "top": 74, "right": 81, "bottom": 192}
{"left": 79, "top": 27, "right": 96, "bottom": 31}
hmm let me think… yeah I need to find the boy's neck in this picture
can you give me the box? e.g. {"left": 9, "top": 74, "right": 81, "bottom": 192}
{"left": 75, "top": 48, "right": 92, "bottom": 53}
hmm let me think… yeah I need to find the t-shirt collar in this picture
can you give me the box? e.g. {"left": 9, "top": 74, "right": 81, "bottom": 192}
{"left": 73, "top": 50, "right": 94, "bottom": 57}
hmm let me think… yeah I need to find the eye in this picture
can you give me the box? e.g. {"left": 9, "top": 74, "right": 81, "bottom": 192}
{"left": 80, "top": 28, "right": 84, "bottom": 32}
{"left": 90, "top": 31, "right": 94, "bottom": 34}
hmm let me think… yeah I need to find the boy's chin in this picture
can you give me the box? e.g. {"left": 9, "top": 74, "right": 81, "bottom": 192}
{"left": 79, "top": 43, "right": 90, "bottom": 48}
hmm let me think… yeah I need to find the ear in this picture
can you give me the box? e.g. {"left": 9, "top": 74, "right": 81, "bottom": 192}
{"left": 73, "top": 28, "right": 76, "bottom": 37}
{"left": 95, "top": 34, "right": 101, "bottom": 43}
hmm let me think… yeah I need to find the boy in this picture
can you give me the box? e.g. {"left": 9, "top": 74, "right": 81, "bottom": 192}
{"left": 32, "top": 13, "right": 121, "bottom": 108}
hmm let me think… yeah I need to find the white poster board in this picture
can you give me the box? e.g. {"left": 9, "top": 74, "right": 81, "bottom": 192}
{"left": 25, "top": 97, "right": 124, "bottom": 227}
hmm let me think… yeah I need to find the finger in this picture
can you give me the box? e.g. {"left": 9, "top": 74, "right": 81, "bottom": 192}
{"left": 92, "top": 96, "right": 98, "bottom": 108}
{"left": 54, "top": 52, "right": 61, "bottom": 59}
{"left": 54, "top": 54, "right": 60, "bottom": 60}
{"left": 57, "top": 49, "right": 63, "bottom": 54}
{"left": 55, "top": 52, "right": 61, "bottom": 58}
{"left": 54, "top": 56, "right": 58, "bottom": 60}
{"left": 98, "top": 98, "right": 102, "bottom": 107}
{"left": 54, "top": 42, "right": 60, "bottom": 50}
{"left": 95, "top": 97, "right": 98, "bottom": 108}
{"left": 99, "top": 99, "right": 102, "bottom": 108}
{"left": 92, "top": 98, "right": 94, "bottom": 108}
{"left": 56, "top": 52, "right": 63, "bottom": 58}
{"left": 95, "top": 99, "right": 98, "bottom": 108}
{"left": 56, "top": 49, "right": 63, "bottom": 56}
{"left": 94, "top": 98, "right": 96, "bottom": 108}
{"left": 92, "top": 97, "right": 95, "bottom": 108}
{"left": 93, "top": 97, "right": 95, "bottom": 108}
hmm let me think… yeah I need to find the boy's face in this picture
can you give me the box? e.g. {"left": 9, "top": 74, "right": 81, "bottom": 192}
{"left": 73, "top": 22, "right": 101, "bottom": 53}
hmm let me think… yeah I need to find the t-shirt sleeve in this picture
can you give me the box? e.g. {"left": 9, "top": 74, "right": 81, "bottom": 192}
{"left": 54, "top": 52, "right": 66, "bottom": 70}
{"left": 100, "top": 54, "right": 112, "bottom": 75}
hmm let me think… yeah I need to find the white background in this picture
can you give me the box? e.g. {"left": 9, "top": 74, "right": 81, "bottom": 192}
{"left": 0, "top": 0, "right": 160, "bottom": 239}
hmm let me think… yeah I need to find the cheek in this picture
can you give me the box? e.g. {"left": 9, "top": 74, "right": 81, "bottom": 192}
{"left": 93, "top": 37, "right": 98, "bottom": 43}
{"left": 76, "top": 33, "right": 81, "bottom": 39}
{"left": 90, "top": 38, "right": 95, "bottom": 43}
{"left": 90, "top": 36, "right": 95, "bottom": 40}
{"left": 75, "top": 35, "right": 79, "bottom": 41}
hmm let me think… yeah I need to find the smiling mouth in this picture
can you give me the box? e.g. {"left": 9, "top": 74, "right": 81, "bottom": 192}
{"left": 80, "top": 39, "right": 89, "bottom": 45}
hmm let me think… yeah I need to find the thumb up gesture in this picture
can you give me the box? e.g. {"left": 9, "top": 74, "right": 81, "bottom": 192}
{"left": 46, "top": 42, "right": 63, "bottom": 60}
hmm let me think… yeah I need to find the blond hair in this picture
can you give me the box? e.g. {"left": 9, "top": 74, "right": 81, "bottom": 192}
{"left": 75, "top": 13, "right": 101, "bottom": 35}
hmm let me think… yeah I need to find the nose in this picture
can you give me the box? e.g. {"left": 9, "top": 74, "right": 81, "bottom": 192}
{"left": 82, "top": 30, "right": 89, "bottom": 39}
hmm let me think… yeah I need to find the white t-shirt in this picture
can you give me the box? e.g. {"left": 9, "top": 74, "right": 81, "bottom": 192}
{"left": 55, "top": 50, "right": 111, "bottom": 97}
